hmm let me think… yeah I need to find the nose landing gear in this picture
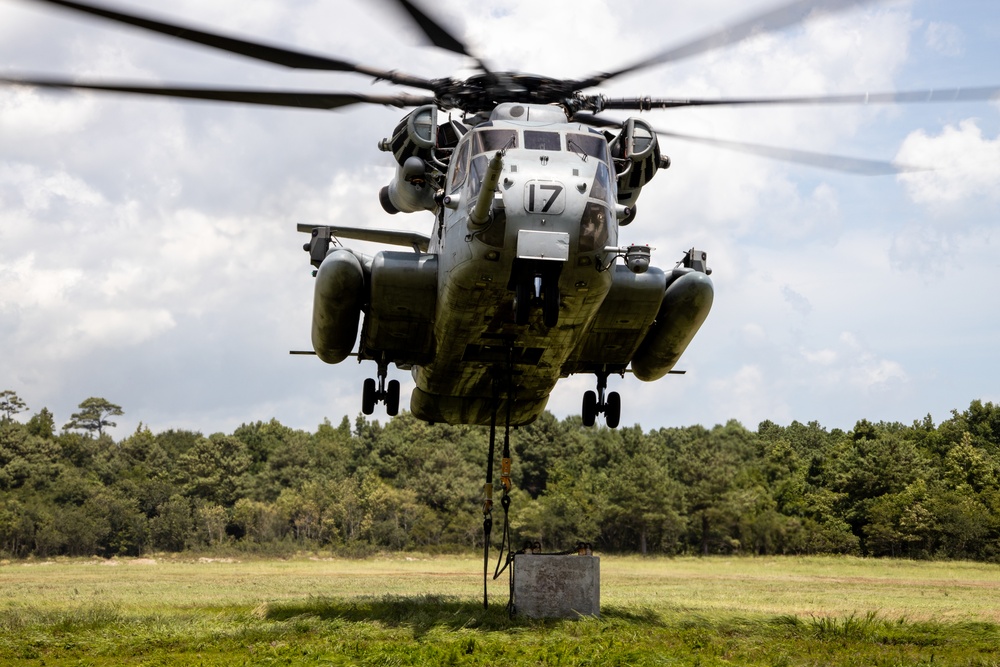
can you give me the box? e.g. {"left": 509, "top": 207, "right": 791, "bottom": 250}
{"left": 362, "top": 358, "right": 400, "bottom": 416}
{"left": 582, "top": 371, "right": 621, "bottom": 428}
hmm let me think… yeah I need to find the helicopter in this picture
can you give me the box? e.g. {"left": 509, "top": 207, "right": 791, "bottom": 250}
{"left": 3, "top": 0, "right": 999, "bottom": 433}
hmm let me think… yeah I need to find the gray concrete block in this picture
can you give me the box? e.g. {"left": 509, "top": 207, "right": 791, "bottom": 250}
{"left": 512, "top": 554, "right": 600, "bottom": 619}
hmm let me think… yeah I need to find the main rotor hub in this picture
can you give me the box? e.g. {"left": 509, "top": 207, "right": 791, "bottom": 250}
{"left": 434, "top": 72, "right": 581, "bottom": 113}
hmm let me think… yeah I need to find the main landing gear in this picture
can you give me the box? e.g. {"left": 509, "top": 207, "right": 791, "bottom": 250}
{"left": 362, "top": 358, "right": 399, "bottom": 416}
{"left": 582, "top": 371, "right": 621, "bottom": 428}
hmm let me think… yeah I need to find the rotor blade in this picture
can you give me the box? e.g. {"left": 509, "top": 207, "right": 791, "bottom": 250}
{"left": 0, "top": 76, "right": 435, "bottom": 110}
{"left": 572, "top": 113, "right": 923, "bottom": 175}
{"left": 388, "top": 0, "right": 470, "bottom": 57}
{"left": 659, "top": 128, "right": 925, "bottom": 175}
{"left": 600, "top": 86, "right": 1000, "bottom": 110}
{"left": 22, "top": 0, "right": 439, "bottom": 90}
{"left": 383, "top": 0, "right": 494, "bottom": 74}
{"left": 571, "top": 113, "right": 622, "bottom": 129}
{"left": 575, "top": 0, "right": 882, "bottom": 88}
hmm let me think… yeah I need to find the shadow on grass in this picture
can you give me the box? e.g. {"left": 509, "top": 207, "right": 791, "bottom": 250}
{"left": 260, "top": 594, "right": 663, "bottom": 634}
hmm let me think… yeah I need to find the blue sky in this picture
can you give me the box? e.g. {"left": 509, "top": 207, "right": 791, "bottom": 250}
{"left": 1, "top": 0, "right": 998, "bottom": 436}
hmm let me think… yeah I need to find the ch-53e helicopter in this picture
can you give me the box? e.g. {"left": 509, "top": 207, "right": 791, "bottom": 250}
{"left": 4, "top": 0, "right": 1000, "bottom": 433}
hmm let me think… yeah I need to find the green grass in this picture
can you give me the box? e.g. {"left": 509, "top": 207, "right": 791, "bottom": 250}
{"left": 1, "top": 554, "right": 999, "bottom": 665}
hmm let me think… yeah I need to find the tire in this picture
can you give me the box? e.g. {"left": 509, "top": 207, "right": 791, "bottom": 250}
{"left": 605, "top": 391, "right": 621, "bottom": 429}
{"left": 386, "top": 379, "right": 400, "bottom": 416}
{"left": 362, "top": 378, "right": 377, "bottom": 415}
{"left": 582, "top": 390, "right": 598, "bottom": 427}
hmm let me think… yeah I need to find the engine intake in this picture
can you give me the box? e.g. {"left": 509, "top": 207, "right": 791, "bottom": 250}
{"left": 610, "top": 118, "right": 665, "bottom": 211}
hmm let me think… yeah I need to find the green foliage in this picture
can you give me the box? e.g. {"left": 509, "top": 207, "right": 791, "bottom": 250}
{"left": 177, "top": 433, "right": 252, "bottom": 505}
{"left": 25, "top": 407, "right": 55, "bottom": 438}
{"left": 5, "top": 391, "right": 1000, "bottom": 561}
{"left": 150, "top": 494, "right": 194, "bottom": 551}
{"left": 0, "top": 390, "right": 27, "bottom": 421}
{"left": 63, "top": 396, "right": 124, "bottom": 437}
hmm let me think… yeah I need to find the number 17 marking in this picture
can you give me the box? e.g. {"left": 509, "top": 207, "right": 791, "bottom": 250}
{"left": 526, "top": 182, "right": 565, "bottom": 214}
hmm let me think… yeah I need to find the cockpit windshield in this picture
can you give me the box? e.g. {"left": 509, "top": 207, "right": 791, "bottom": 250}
{"left": 524, "top": 130, "right": 561, "bottom": 151}
{"left": 567, "top": 133, "right": 609, "bottom": 162}
{"left": 472, "top": 129, "right": 518, "bottom": 154}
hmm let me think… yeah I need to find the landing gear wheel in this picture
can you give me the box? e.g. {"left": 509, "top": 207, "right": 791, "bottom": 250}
{"left": 362, "top": 378, "right": 377, "bottom": 415}
{"left": 605, "top": 391, "right": 621, "bottom": 429}
{"left": 582, "top": 372, "right": 623, "bottom": 429}
{"left": 543, "top": 277, "right": 560, "bottom": 328}
{"left": 582, "top": 390, "right": 598, "bottom": 427}
{"left": 386, "top": 379, "right": 400, "bottom": 416}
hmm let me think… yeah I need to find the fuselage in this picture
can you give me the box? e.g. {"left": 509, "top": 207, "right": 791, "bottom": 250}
{"left": 410, "top": 104, "right": 621, "bottom": 424}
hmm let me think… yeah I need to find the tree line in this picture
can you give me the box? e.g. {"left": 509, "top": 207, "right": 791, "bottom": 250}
{"left": 2, "top": 389, "right": 999, "bottom": 561}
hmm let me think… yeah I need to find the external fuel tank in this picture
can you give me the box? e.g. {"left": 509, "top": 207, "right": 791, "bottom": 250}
{"left": 311, "top": 249, "right": 365, "bottom": 364}
{"left": 631, "top": 269, "right": 714, "bottom": 381}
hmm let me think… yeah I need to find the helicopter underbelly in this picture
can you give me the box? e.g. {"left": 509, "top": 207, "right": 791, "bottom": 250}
{"left": 410, "top": 253, "right": 613, "bottom": 426}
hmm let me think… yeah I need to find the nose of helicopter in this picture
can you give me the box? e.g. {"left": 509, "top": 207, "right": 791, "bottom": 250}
{"left": 502, "top": 153, "right": 615, "bottom": 261}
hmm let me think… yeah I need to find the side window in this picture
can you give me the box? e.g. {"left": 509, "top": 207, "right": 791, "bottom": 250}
{"left": 590, "top": 162, "right": 615, "bottom": 205}
{"left": 468, "top": 155, "right": 489, "bottom": 197}
{"left": 449, "top": 140, "right": 470, "bottom": 192}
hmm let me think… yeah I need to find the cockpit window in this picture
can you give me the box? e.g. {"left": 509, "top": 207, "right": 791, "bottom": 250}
{"left": 568, "top": 133, "right": 609, "bottom": 162}
{"left": 449, "top": 140, "right": 470, "bottom": 192}
{"left": 473, "top": 129, "right": 518, "bottom": 154}
{"left": 524, "top": 131, "right": 561, "bottom": 151}
{"left": 591, "top": 162, "right": 613, "bottom": 203}
{"left": 468, "top": 155, "right": 489, "bottom": 197}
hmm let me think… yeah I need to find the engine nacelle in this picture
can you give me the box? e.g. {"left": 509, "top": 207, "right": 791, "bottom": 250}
{"left": 379, "top": 156, "right": 437, "bottom": 214}
{"left": 364, "top": 251, "right": 438, "bottom": 365}
{"left": 311, "top": 249, "right": 365, "bottom": 364}
{"left": 610, "top": 118, "right": 668, "bottom": 213}
{"left": 630, "top": 269, "right": 714, "bottom": 381}
{"left": 378, "top": 104, "right": 438, "bottom": 166}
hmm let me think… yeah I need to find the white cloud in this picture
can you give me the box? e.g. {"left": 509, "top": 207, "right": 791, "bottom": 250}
{"left": 828, "top": 332, "right": 908, "bottom": 393}
{"left": 888, "top": 221, "right": 961, "bottom": 272}
{"left": 0, "top": 87, "right": 98, "bottom": 137}
{"left": 1, "top": 163, "right": 105, "bottom": 213}
{"left": 802, "top": 348, "right": 837, "bottom": 365}
{"left": 924, "top": 21, "right": 964, "bottom": 57}
{"left": 0, "top": 254, "right": 83, "bottom": 309}
{"left": 897, "top": 120, "right": 1000, "bottom": 204}
{"left": 73, "top": 308, "right": 176, "bottom": 348}
{"left": 856, "top": 357, "right": 907, "bottom": 391}
{"left": 708, "top": 365, "right": 792, "bottom": 426}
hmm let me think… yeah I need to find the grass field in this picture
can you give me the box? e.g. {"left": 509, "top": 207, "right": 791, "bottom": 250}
{"left": 1, "top": 554, "right": 999, "bottom": 665}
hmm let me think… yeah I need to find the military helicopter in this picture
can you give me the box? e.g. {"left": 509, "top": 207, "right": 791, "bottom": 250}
{"left": 4, "top": 0, "right": 999, "bottom": 434}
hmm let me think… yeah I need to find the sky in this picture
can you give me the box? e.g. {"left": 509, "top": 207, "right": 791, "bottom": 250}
{"left": 1, "top": 0, "right": 998, "bottom": 438}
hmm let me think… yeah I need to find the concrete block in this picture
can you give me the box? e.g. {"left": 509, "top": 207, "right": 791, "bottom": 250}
{"left": 512, "top": 554, "right": 600, "bottom": 619}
